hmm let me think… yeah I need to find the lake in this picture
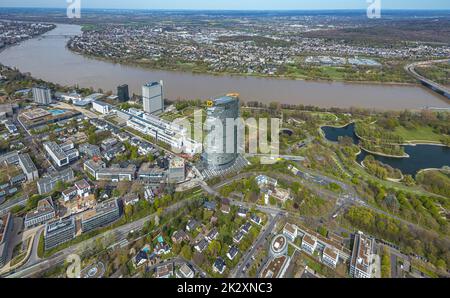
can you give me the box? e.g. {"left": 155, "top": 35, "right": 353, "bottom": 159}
{"left": 0, "top": 24, "right": 449, "bottom": 111}
{"left": 321, "top": 123, "right": 450, "bottom": 176}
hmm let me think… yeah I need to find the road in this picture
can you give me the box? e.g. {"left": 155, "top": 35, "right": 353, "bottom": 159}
{"left": 231, "top": 212, "right": 282, "bottom": 278}
{"left": 203, "top": 168, "right": 449, "bottom": 242}
{"left": 405, "top": 59, "right": 450, "bottom": 100}
{"left": 3, "top": 198, "right": 195, "bottom": 278}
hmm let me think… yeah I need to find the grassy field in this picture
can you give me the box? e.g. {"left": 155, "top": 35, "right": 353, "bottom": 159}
{"left": 393, "top": 126, "right": 443, "bottom": 143}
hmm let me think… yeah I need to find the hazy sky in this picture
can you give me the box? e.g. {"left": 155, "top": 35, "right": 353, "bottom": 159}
{"left": 1, "top": 0, "right": 450, "bottom": 10}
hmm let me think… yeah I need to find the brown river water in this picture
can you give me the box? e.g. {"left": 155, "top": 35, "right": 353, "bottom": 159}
{"left": 0, "top": 24, "right": 449, "bottom": 110}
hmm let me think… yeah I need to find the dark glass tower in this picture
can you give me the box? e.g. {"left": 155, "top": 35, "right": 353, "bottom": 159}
{"left": 203, "top": 94, "right": 240, "bottom": 170}
{"left": 117, "top": 84, "right": 130, "bottom": 102}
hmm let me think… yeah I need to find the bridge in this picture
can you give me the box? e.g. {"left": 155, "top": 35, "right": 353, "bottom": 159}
{"left": 405, "top": 60, "right": 450, "bottom": 100}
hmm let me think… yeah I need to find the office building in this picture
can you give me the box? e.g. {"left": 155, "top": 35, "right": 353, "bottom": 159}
{"left": 301, "top": 234, "right": 318, "bottom": 255}
{"left": 92, "top": 101, "right": 112, "bottom": 115}
{"left": 36, "top": 168, "right": 74, "bottom": 195}
{"left": 32, "top": 87, "right": 52, "bottom": 105}
{"left": 269, "top": 234, "right": 288, "bottom": 258}
{"left": 142, "top": 81, "right": 164, "bottom": 114}
{"left": 260, "top": 255, "right": 290, "bottom": 278}
{"left": 24, "top": 197, "right": 56, "bottom": 229}
{"left": 168, "top": 157, "right": 185, "bottom": 183}
{"left": 350, "top": 232, "right": 375, "bottom": 278}
{"left": 81, "top": 198, "right": 121, "bottom": 233}
{"left": 323, "top": 247, "right": 339, "bottom": 268}
{"left": 44, "top": 216, "right": 76, "bottom": 250}
{"left": 44, "top": 141, "right": 79, "bottom": 168}
{"left": 120, "top": 108, "right": 201, "bottom": 154}
{"left": 18, "top": 153, "right": 39, "bottom": 182}
{"left": 203, "top": 94, "right": 240, "bottom": 170}
{"left": 117, "top": 84, "right": 130, "bottom": 102}
{"left": 83, "top": 158, "right": 106, "bottom": 177}
{"left": 137, "top": 163, "right": 166, "bottom": 184}
{"left": 0, "top": 212, "right": 13, "bottom": 268}
{"left": 95, "top": 165, "right": 136, "bottom": 182}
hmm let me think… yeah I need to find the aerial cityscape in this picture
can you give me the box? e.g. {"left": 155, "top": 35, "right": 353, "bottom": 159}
{"left": 0, "top": 0, "right": 449, "bottom": 286}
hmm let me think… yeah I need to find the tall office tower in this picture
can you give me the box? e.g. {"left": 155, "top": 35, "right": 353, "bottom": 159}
{"left": 142, "top": 81, "right": 164, "bottom": 114}
{"left": 117, "top": 84, "right": 130, "bottom": 102}
{"left": 32, "top": 87, "right": 52, "bottom": 105}
{"left": 203, "top": 94, "right": 240, "bottom": 170}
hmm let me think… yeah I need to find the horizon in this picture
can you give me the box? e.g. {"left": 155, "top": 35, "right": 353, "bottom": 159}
{"left": 2, "top": 7, "right": 450, "bottom": 12}
{"left": 1, "top": 0, "right": 450, "bottom": 10}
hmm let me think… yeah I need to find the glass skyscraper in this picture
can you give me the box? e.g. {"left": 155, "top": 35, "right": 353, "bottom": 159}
{"left": 203, "top": 94, "right": 240, "bottom": 170}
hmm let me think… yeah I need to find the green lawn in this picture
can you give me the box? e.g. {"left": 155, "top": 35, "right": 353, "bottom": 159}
{"left": 394, "top": 126, "right": 443, "bottom": 143}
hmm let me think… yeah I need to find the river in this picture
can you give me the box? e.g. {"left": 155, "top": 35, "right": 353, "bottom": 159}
{"left": 321, "top": 123, "right": 450, "bottom": 176}
{"left": 0, "top": 24, "right": 449, "bottom": 110}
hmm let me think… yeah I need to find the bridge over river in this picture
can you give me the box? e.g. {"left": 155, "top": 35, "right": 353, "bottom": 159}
{"left": 405, "top": 60, "right": 450, "bottom": 100}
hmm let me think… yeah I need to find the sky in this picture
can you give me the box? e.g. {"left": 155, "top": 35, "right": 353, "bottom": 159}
{"left": 1, "top": 0, "right": 450, "bottom": 10}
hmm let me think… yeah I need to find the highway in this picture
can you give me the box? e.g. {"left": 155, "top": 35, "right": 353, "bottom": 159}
{"left": 405, "top": 59, "right": 450, "bottom": 100}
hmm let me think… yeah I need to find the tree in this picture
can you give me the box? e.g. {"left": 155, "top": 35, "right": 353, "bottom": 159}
{"left": 208, "top": 240, "right": 221, "bottom": 257}
{"left": 180, "top": 245, "right": 192, "bottom": 260}
{"left": 124, "top": 204, "right": 134, "bottom": 219}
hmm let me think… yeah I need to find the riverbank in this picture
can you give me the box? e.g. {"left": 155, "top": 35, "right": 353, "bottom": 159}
{"left": 68, "top": 47, "right": 423, "bottom": 87}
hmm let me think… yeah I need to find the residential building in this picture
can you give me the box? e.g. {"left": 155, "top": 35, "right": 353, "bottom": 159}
{"left": 237, "top": 206, "right": 248, "bottom": 218}
{"left": 168, "top": 157, "right": 185, "bottom": 183}
{"left": 233, "top": 231, "right": 244, "bottom": 244}
{"left": 83, "top": 158, "right": 106, "bottom": 177}
{"left": 24, "top": 197, "right": 56, "bottom": 229}
{"left": 37, "top": 168, "right": 74, "bottom": 195}
{"left": 242, "top": 222, "right": 252, "bottom": 234}
{"left": 323, "top": 247, "right": 339, "bottom": 268}
{"left": 350, "top": 232, "right": 375, "bottom": 278}
{"left": 117, "top": 84, "right": 129, "bottom": 102}
{"left": 213, "top": 257, "right": 226, "bottom": 274}
{"left": 194, "top": 239, "right": 208, "bottom": 253}
{"left": 18, "top": 153, "right": 39, "bottom": 181}
{"left": 79, "top": 143, "right": 101, "bottom": 158}
{"left": 250, "top": 214, "right": 262, "bottom": 225}
{"left": 32, "top": 87, "right": 52, "bottom": 105}
{"left": 206, "top": 228, "right": 219, "bottom": 242}
{"left": 123, "top": 193, "right": 140, "bottom": 206}
{"left": 227, "top": 246, "right": 239, "bottom": 261}
{"left": 155, "top": 263, "right": 173, "bottom": 278}
{"left": 203, "top": 200, "right": 217, "bottom": 211}
{"left": 186, "top": 219, "right": 199, "bottom": 232}
{"left": 0, "top": 212, "right": 13, "bottom": 268}
{"left": 220, "top": 204, "right": 231, "bottom": 214}
{"left": 176, "top": 263, "right": 194, "bottom": 278}
{"left": 203, "top": 94, "right": 240, "bottom": 170}
{"left": 74, "top": 179, "right": 91, "bottom": 197}
{"left": 92, "top": 101, "right": 112, "bottom": 115}
{"left": 301, "top": 235, "right": 317, "bottom": 255}
{"left": 134, "top": 250, "right": 148, "bottom": 267}
{"left": 142, "top": 81, "right": 164, "bottom": 114}
{"left": 171, "top": 230, "right": 189, "bottom": 244}
{"left": 81, "top": 198, "right": 121, "bottom": 233}
{"left": 44, "top": 216, "right": 76, "bottom": 250}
